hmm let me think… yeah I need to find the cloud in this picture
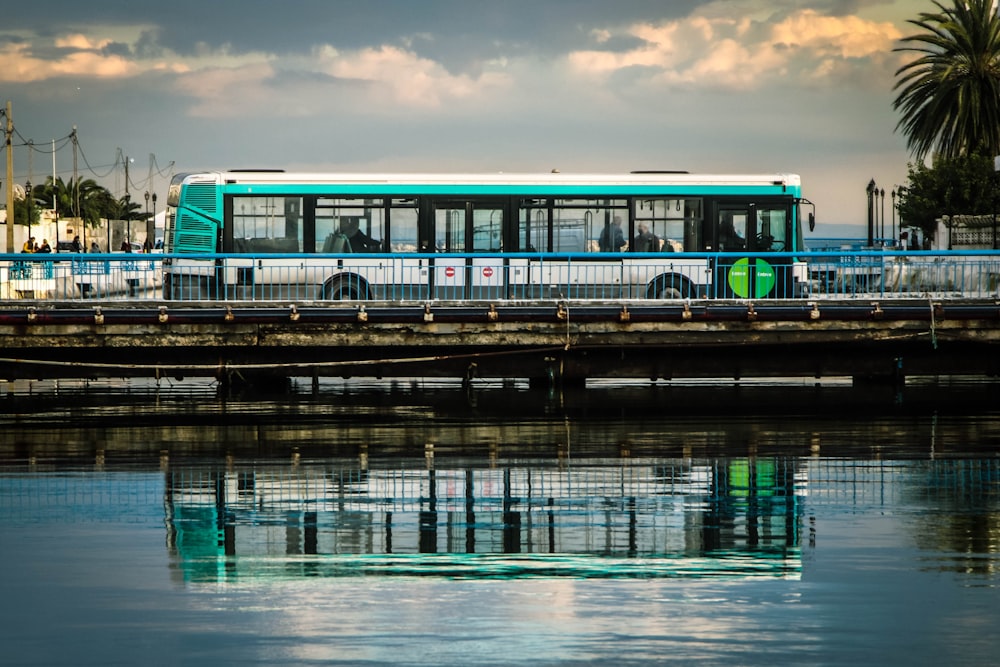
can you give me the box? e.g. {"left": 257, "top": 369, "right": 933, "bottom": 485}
{"left": 0, "top": 30, "right": 186, "bottom": 83}
{"left": 567, "top": 8, "right": 902, "bottom": 90}
{"left": 174, "top": 43, "right": 511, "bottom": 118}
{"left": 318, "top": 44, "right": 510, "bottom": 109}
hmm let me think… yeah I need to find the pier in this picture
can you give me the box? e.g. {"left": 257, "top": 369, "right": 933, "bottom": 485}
{"left": 1, "top": 250, "right": 999, "bottom": 385}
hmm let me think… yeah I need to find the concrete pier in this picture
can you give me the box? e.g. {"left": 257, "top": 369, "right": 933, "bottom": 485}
{"left": 0, "top": 299, "right": 997, "bottom": 384}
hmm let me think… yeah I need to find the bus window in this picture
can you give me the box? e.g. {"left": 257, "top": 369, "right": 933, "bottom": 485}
{"left": 233, "top": 195, "right": 303, "bottom": 253}
{"left": 435, "top": 207, "right": 465, "bottom": 252}
{"left": 635, "top": 198, "right": 702, "bottom": 252}
{"left": 389, "top": 199, "right": 419, "bottom": 253}
{"left": 683, "top": 199, "right": 703, "bottom": 251}
{"left": 472, "top": 207, "right": 503, "bottom": 252}
{"left": 519, "top": 199, "right": 547, "bottom": 252}
{"left": 717, "top": 209, "right": 748, "bottom": 252}
{"left": 551, "top": 199, "right": 627, "bottom": 252}
{"left": 316, "top": 198, "right": 385, "bottom": 253}
{"left": 754, "top": 207, "right": 787, "bottom": 251}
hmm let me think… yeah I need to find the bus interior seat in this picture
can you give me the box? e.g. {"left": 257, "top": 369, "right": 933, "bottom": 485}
{"left": 328, "top": 233, "right": 352, "bottom": 253}
{"left": 247, "top": 237, "right": 301, "bottom": 253}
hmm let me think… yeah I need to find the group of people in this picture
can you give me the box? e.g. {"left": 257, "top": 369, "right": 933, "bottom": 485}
{"left": 19, "top": 234, "right": 151, "bottom": 254}
{"left": 598, "top": 217, "right": 665, "bottom": 253}
{"left": 21, "top": 237, "right": 52, "bottom": 253}
{"left": 118, "top": 237, "right": 155, "bottom": 253}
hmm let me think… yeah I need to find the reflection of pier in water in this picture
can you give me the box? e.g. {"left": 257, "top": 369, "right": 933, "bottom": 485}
{"left": 4, "top": 457, "right": 997, "bottom": 580}
{"left": 165, "top": 459, "right": 805, "bottom": 580}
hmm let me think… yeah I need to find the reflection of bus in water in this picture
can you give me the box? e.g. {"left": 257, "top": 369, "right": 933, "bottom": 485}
{"left": 165, "top": 459, "right": 804, "bottom": 582}
{"left": 163, "top": 171, "right": 813, "bottom": 301}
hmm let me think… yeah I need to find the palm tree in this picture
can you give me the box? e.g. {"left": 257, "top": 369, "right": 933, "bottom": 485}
{"left": 893, "top": 0, "right": 1000, "bottom": 159}
{"left": 38, "top": 177, "right": 72, "bottom": 223}
{"left": 38, "top": 176, "right": 109, "bottom": 230}
{"left": 73, "top": 178, "right": 108, "bottom": 229}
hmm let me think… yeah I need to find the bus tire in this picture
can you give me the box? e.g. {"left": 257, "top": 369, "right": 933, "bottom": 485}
{"left": 647, "top": 274, "right": 692, "bottom": 300}
{"left": 321, "top": 275, "right": 368, "bottom": 300}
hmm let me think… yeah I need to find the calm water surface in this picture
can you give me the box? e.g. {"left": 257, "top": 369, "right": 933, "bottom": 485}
{"left": 1, "top": 379, "right": 999, "bottom": 666}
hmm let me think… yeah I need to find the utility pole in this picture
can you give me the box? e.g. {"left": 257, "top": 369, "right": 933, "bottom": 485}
{"left": 5, "top": 101, "right": 13, "bottom": 253}
{"left": 72, "top": 127, "right": 80, "bottom": 248}
{"left": 866, "top": 179, "right": 876, "bottom": 248}
{"left": 124, "top": 152, "right": 130, "bottom": 246}
{"left": 147, "top": 153, "right": 155, "bottom": 244}
{"left": 52, "top": 138, "right": 58, "bottom": 248}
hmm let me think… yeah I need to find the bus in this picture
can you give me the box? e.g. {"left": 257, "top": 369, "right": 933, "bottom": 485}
{"left": 162, "top": 171, "right": 814, "bottom": 301}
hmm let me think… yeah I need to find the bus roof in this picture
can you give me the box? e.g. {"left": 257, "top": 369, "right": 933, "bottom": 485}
{"left": 196, "top": 171, "right": 802, "bottom": 188}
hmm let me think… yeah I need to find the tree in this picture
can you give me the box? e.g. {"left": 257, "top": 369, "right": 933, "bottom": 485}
{"left": 101, "top": 193, "right": 142, "bottom": 224}
{"left": 11, "top": 184, "right": 41, "bottom": 228}
{"left": 37, "top": 177, "right": 72, "bottom": 224}
{"left": 73, "top": 178, "right": 108, "bottom": 229}
{"left": 38, "top": 176, "right": 108, "bottom": 230}
{"left": 897, "top": 152, "right": 995, "bottom": 238}
{"left": 893, "top": 0, "right": 1000, "bottom": 160}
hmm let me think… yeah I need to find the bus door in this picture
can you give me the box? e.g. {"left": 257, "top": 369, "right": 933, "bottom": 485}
{"left": 713, "top": 203, "right": 785, "bottom": 298}
{"left": 432, "top": 200, "right": 506, "bottom": 300}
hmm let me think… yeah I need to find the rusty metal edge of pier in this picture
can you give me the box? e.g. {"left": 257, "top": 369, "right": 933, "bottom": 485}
{"left": 0, "top": 299, "right": 997, "bottom": 383}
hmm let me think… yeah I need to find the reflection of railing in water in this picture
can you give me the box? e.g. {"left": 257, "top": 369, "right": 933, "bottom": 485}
{"left": 4, "top": 458, "right": 999, "bottom": 580}
{"left": 165, "top": 460, "right": 805, "bottom": 580}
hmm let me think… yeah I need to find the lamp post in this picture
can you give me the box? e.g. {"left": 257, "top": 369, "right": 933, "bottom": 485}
{"left": 151, "top": 192, "right": 157, "bottom": 248}
{"left": 890, "top": 188, "right": 896, "bottom": 247}
{"left": 144, "top": 191, "right": 150, "bottom": 250}
{"left": 25, "top": 180, "right": 32, "bottom": 246}
{"left": 866, "top": 179, "right": 876, "bottom": 247}
{"left": 879, "top": 188, "right": 886, "bottom": 245}
{"left": 126, "top": 193, "right": 132, "bottom": 244}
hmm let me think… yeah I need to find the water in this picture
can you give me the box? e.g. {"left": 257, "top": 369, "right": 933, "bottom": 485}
{"left": 2, "top": 379, "right": 999, "bottom": 665}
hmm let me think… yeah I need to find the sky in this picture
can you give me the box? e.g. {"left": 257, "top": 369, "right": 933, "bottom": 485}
{"left": 0, "top": 0, "right": 930, "bottom": 233}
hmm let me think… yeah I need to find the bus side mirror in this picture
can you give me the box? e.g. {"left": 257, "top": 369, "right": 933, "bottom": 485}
{"left": 808, "top": 212, "right": 815, "bottom": 232}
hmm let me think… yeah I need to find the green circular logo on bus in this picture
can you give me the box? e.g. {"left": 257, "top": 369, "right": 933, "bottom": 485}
{"left": 728, "top": 258, "right": 777, "bottom": 298}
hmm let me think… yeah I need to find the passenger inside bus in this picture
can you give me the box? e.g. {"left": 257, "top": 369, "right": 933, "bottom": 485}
{"left": 632, "top": 223, "right": 660, "bottom": 253}
{"left": 598, "top": 217, "right": 625, "bottom": 252}
{"left": 324, "top": 217, "right": 382, "bottom": 253}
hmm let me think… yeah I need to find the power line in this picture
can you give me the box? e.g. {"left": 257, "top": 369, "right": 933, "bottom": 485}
{"left": 77, "top": 140, "right": 121, "bottom": 179}
{"left": 2, "top": 123, "right": 173, "bottom": 193}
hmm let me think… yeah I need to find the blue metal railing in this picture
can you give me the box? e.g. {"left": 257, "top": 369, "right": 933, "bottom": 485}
{"left": 2, "top": 250, "right": 999, "bottom": 302}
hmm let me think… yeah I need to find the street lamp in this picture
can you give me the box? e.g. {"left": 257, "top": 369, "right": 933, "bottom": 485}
{"left": 25, "top": 180, "right": 32, "bottom": 246}
{"left": 125, "top": 193, "right": 131, "bottom": 249}
{"left": 891, "top": 188, "right": 896, "bottom": 247}
{"left": 866, "top": 179, "right": 876, "bottom": 247}
{"left": 879, "top": 188, "right": 886, "bottom": 244}
{"left": 151, "top": 192, "right": 157, "bottom": 248}
{"left": 144, "top": 191, "right": 150, "bottom": 250}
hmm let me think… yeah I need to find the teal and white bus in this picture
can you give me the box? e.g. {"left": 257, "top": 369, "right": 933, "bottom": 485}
{"left": 163, "top": 171, "right": 813, "bottom": 301}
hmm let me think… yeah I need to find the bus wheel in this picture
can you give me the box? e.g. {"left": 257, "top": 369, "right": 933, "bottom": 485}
{"left": 648, "top": 274, "right": 690, "bottom": 300}
{"left": 321, "top": 276, "right": 364, "bottom": 300}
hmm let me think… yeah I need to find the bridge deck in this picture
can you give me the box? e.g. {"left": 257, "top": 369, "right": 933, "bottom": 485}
{"left": 0, "top": 298, "right": 996, "bottom": 383}
{"left": 2, "top": 250, "right": 998, "bottom": 383}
